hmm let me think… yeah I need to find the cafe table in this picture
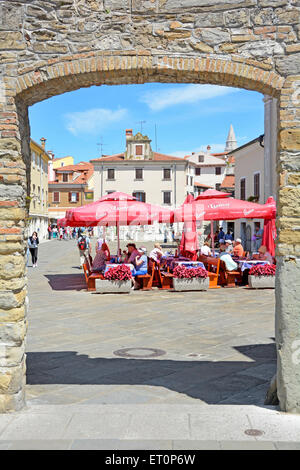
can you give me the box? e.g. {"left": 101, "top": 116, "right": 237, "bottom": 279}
{"left": 172, "top": 260, "right": 205, "bottom": 270}
{"left": 236, "top": 259, "right": 270, "bottom": 272}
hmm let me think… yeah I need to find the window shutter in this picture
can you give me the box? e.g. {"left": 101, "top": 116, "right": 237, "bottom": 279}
{"left": 68, "top": 192, "right": 71, "bottom": 202}
{"left": 76, "top": 192, "right": 79, "bottom": 202}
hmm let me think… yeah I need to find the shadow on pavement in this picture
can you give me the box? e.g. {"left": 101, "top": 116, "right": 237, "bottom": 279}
{"left": 26, "top": 342, "right": 276, "bottom": 406}
{"left": 45, "top": 274, "right": 86, "bottom": 291}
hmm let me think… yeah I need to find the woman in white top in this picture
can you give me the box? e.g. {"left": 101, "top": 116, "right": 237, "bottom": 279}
{"left": 149, "top": 243, "right": 164, "bottom": 263}
{"left": 200, "top": 242, "right": 212, "bottom": 256}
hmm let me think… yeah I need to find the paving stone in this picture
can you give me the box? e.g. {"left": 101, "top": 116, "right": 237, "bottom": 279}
{"left": 0, "top": 439, "right": 73, "bottom": 450}
{"left": 25, "top": 240, "right": 276, "bottom": 407}
{"left": 220, "top": 441, "right": 277, "bottom": 450}
{"left": 71, "top": 439, "right": 173, "bottom": 450}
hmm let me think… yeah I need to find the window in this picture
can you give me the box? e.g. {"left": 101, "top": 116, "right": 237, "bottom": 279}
{"left": 85, "top": 192, "right": 93, "bottom": 200}
{"left": 186, "top": 176, "right": 189, "bottom": 185}
{"left": 53, "top": 192, "right": 59, "bottom": 203}
{"left": 133, "top": 191, "right": 146, "bottom": 202}
{"left": 135, "top": 145, "right": 143, "bottom": 156}
{"left": 254, "top": 173, "right": 260, "bottom": 199}
{"left": 63, "top": 173, "right": 68, "bottom": 182}
{"left": 215, "top": 183, "right": 221, "bottom": 191}
{"left": 240, "top": 178, "right": 246, "bottom": 200}
{"left": 190, "top": 176, "right": 193, "bottom": 186}
{"left": 135, "top": 168, "right": 143, "bottom": 180}
{"left": 163, "top": 168, "right": 171, "bottom": 180}
{"left": 32, "top": 152, "right": 35, "bottom": 168}
{"left": 198, "top": 155, "right": 204, "bottom": 163}
{"left": 32, "top": 184, "right": 35, "bottom": 194}
{"left": 215, "top": 167, "right": 221, "bottom": 175}
{"left": 69, "top": 192, "right": 79, "bottom": 203}
{"left": 107, "top": 169, "right": 115, "bottom": 180}
{"left": 163, "top": 191, "right": 171, "bottom": 205}
{"left": 195, "top": 167, "right": 201, "bottom": 176}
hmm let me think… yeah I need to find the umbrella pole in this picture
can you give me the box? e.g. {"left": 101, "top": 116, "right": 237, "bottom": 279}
{"left": 117, "top": 222, "right": 120, "bottom": 260}
{"left": 211, "top": 220, "right": 215, "bottom": 256}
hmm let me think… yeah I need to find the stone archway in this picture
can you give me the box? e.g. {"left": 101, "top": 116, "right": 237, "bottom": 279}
{"left": 0, "top": 0, "right": 299, "bottom": 413}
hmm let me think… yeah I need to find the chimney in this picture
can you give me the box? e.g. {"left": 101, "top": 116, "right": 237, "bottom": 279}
{"left": 47, "top": 151, "right": 54, "bottom": 159}
{"left": 207, "top": 145, "right": 211, "bottom": 152}
{"left": 125, "top": 129, "right": 133, "bottom": 141}
{"left": 40, "top": 137, "right": 46, "bottom": 149}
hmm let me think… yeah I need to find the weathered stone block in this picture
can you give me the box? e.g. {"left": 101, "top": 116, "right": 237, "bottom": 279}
{"left": 0, "top": 320, "right": 27, "bottom": 345}
{"left": 0, "top": 362, "right": 25, "bottom": 394}
{"left": 0, "top": 342, "right": 25, "bottom": 367}
{"left": 275, "top": 257, "right": 300, "bottom": 413}
{"left": 248, "top": 274, "right": 275, "bottom": 288}
{"left": 0, "top": 306, "right": 26, "bottom": 323}
{"left": 95, "top": 279, "right": 132, "bottom": 293}
{"left": 0, "top": 389, "right": 25, "bottom": 413}
{"left": 173, "top": 277, "right": 209, "bottom": 291}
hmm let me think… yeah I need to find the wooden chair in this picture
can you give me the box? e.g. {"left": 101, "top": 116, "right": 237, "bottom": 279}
{"left": 83, "top": 262, "right": 103, "bottom": 291}
{"left": 206, "top": 257, "right": 221, "bottom": 289}
{"left": 218, "top": 260, "right": 242, "bottom": 288}
{"left": 135, "top": 258, "right": 153, "bottom": 290}
{"left": 198, "top": 255, "right": 221, "bottom": 289}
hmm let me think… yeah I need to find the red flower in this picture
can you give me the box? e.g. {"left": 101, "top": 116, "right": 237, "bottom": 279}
{"left": 173, "top": 265, "right": 208, "bottom": 279}
{"left": 249, "top": 264, "right": 276, "bottom": 277}
{"left": 104, "top": 265, "right": 132, "bottom": 281}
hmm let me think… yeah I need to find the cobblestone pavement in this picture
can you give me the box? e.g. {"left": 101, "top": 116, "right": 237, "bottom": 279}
{"left": 25, "top": 238, "right": 277, "bottom": 407}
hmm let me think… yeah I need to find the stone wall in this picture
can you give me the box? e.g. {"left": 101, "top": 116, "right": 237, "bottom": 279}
{"left": 0, "top": 0, "right": 299, "bottom": 412}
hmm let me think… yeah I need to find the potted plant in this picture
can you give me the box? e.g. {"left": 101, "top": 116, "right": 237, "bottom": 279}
{"left": 95, "top": 265, "right": 132, "bottom": 293}
{"left": 248, "top": 264, "right": 276, "bottom": 289}
{"left": 173, "top": 265, "right": 209, "bottom": 291}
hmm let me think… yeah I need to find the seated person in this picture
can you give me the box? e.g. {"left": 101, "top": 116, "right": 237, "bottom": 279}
{"left": 219, "top": 245, "right": 238, "bottom": 272}
{"left": 92, "top": 242, "right": 110, "bottom": 272}
{"left": 124, "top": 243, "right": 139, "bottom": 264}
{"left": 233, "top": 238, "right": 244, "bottom": 257}
{"left": 258, "top": 245, "right": 273, "bottom": 263}
{"left": 149, "top": 243, "right": 164, "bottom": 263}
{"left": 200, "top": 241, "right": 212, "bottom": 256}
{"left": 225, "top": 239, "right": 234, "bottom": 254}
{"left": 132, "top": 247, "right": 148, "bottom": 289}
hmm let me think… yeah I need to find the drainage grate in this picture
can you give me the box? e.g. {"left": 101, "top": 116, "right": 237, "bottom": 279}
{"left": 113, "top": 347, "right": 166, "bottom": 358}
{"left": 244, "top": 429, "right": 264, "bottom": 436}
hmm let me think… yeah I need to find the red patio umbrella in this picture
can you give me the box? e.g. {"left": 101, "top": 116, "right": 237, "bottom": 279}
{"left": 262, "top": 197, "right": 277, "bottom": 257}
{"left": 174, "top": 194, "right": 276, "bottom": 253}
{"left": 179, "top": 194, "right": 199, "bottom": 260}
{"left": 65, "top": 191, "right": 173, "bottom": 254}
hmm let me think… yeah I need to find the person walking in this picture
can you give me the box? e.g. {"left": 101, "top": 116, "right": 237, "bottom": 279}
{"left": 28, "top": 231, "right": 39, "bottom": 267}
{"left": 47, "top": 224, "right": 52, "bottom": 240}
{"left": 77, "top": 231, "right": 91, "bottom": 269}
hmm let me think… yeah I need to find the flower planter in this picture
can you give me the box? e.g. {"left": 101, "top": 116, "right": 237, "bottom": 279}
{"left": 95, "top": 279, "right": 132, "bottom": 294}
{"left": 173, "top": 277, "right": 209, "bottom": 292}
{"left": 248, "top": 275, "right": 275, "bottom": 289}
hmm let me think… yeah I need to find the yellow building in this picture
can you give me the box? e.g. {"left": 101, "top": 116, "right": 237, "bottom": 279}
{"left": 29, "top": 137, "right": 51, "bottom": 240}
{"left": 52, "top": 155, "right": 74, "bottom": 169}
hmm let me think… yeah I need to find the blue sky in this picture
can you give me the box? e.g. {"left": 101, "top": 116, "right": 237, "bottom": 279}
{"left": 29, "top": 83, "right": 264, "bottom": 163}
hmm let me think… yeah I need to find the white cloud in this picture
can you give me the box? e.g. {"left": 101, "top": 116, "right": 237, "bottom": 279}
{"left": 170, "top": 143, "right": 226, "bottom": 158}
{"left": 64, "top": 108, "right": 128, "bottom": 135}
{"left": 141, "top": 84, "right": 237, "bottom": 111}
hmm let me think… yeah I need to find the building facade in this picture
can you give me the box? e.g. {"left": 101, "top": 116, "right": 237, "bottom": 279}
{"left": 185, "top": 147, "right": 227, "bottom": 191}
{"left": 48, "top": 161, "right": 94, "bottom": 221}
{"left": 28, "top": 138, "right": 50, "bottom": 241}
{"left": 90, "top": 129, "right": 195, "bottom": 241}
{"left": 232, "top": 137, "right": 265, "bottom": 251}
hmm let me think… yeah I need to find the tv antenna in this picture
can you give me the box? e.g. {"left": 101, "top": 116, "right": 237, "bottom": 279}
{"left": 97, "top": 137, "right": 106, "bottom": 157}
{"left": 136, "top": 120, "right": 146, "bottom": 134}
